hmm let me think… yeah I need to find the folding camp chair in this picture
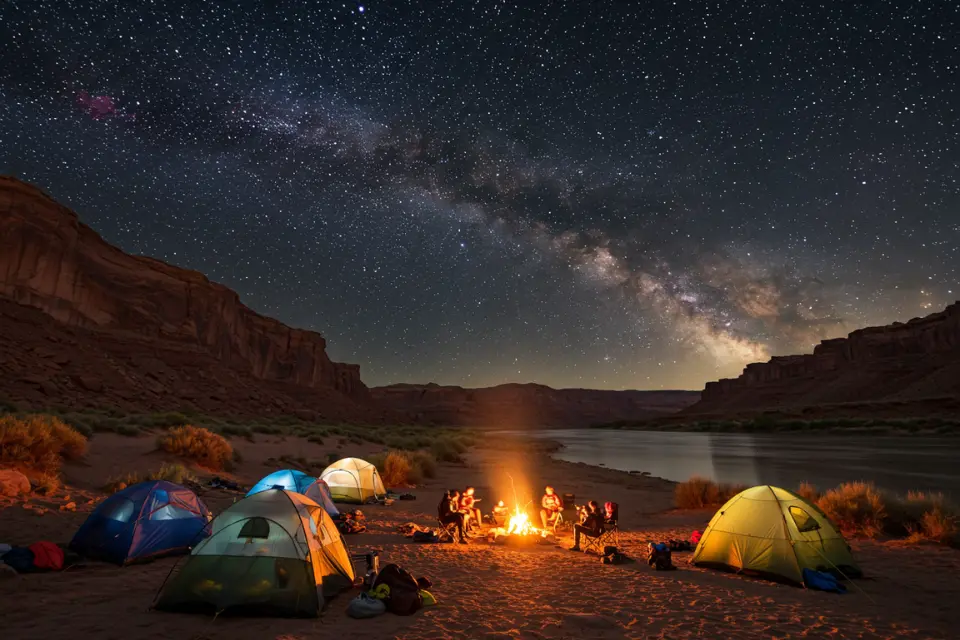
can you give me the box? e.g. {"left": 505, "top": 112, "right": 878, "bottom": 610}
{"left": 436, "top": 517, "right": 460, "bottom": 542}
{"left": 436, "top": 503, "right": 463, "bottom": 543}
{"left": 582, "top": 503, "right": 620, "bottom": 554}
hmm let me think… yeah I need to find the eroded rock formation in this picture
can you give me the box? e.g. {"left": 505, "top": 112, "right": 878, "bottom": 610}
{"left": 688, "top": 302, "right": 960, "bottom": 414}
{"left": 0, "top": 177, "right": 389, "bottom": 420}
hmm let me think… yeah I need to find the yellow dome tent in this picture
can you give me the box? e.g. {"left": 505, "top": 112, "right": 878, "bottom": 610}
{"left": 320, "top": 457, "right": 386, "bottom": 504}
{"left": 691, "top": 485, "right": 861, "bottom": 585}
{"left": 154, "top": 489, "right": 355, "bottom": 617}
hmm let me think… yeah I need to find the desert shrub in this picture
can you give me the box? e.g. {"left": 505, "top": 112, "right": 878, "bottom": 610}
{"left": 796, "top": 481, "right": 820, "bottom": 502}
{"left": 916, "top": 508, "right": 959, "bottom": 545}
{"left": 326, "top": 452, "right": 341, "bottom": 465}
{"left": 368, "top": 450, "right": 435, "bottom": 487}
{"left": 252, "top": 424, "right": 284, "bottom": 435}
{"left": 103, "top": 463, "right": 196, "bottom": 493}
{"left": 887, "top": 491, "right": 959, "bottom": 544}
{"left": 380, "top": 451, "right": 413, "bottom": 487}
{"left": 132, "top": 412, "right": 189, "bottom": 429}
{"left": 430, "top": 437, "right": 466, "bottom": 463}
{"left": 219, "top": 424, "right": 254, "bottom": 440}
{"left": 674, "top": 476, "right": 745, "bottom": 509}
{"left": 60, "top": 415, "right": 94, "bottom": 438}
{"left": 0, "top": 413, "right": 88, "bottom": 478}
{"left": 156, "top": 425, "right": 233, "bottom": 471}
{"left": 410, "top": 450, "right": 437, "bottom": 479}
{"left": 816, "top": 481, "right": 886, "bottom": 537}
{"left": 33, "top": 471, "right": 61, "bottom": 495}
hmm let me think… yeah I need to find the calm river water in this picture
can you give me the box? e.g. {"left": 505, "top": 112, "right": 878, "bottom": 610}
{"left": 511, "top": 429, "right": 960, "bottom": 498}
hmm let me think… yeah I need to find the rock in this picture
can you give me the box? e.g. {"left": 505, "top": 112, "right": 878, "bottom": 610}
{"left": 0, "top": 176, "right": 369, "bottom": 400}
{"left": 73, "top": 375, "right": 103, "bottom": 392}
{"left": 0, "top": 177, "right": 404, "bottom": 424}
{"left": 39, "top": 380, "right": 59, "bottom": 395}
{"left": 689, "top": 302, "right": 960, "bottom": 414}
{"left": 0, "top": 469, "right": 30, "bottom": 497}
{"left": 60, "top": 501, "right": 77, "bottom": 511}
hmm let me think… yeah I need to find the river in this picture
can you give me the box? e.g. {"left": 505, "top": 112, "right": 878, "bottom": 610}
{"left": 511, "top": 429, "right": 960, "bottom": 498}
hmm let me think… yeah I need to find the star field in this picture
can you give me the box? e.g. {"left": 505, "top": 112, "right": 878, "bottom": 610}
{"left": 1, "top": 1, "right": 957, "bottom": 389}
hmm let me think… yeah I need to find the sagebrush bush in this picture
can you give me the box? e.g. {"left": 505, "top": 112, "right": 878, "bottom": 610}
{"left": 0, "top": 413, "right": 88, "bottom": 477}
{"left": 796, "top": 481, "right": 820, "bottom": 502}
{"left": 156, "top": 425, "right": 233, "bottom": 471}
{"left": 368, "top": 449, "right": 437, "bottom": 487}
{"left": 816, "top": 481, "right": 886, "bottom": 538}
{"left": 430, "top": 437, "right": 466, "bottom": 463}
{"left": 674, "top": 476, "right": 745, "bottom": 509}
{"left": 410, "top": 450, "right": 437, "bottom": 479}
{"left": 103, "top": 463, "right": 197, "bottom": 493}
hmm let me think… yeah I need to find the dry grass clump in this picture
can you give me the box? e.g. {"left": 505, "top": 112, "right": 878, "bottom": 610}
{"left": 0, "top": 413, "right": 88, "bottom": 479}
{"left": 796, "top": 481, "right": 820, "bottom": 502}
{"left": 368, "top": 449, "right": 438, "bottom": 488}
{"left": 103, "top": 463, "right": 196, "bottom": 494}
{"left": 156, "top": 425, "right": 233, "bottom": 471}
{"left": 811, "top": 481, "right": 887, "bottom": 537}
{"left": 674, "top": 476, "right": 746, "bottom": 509}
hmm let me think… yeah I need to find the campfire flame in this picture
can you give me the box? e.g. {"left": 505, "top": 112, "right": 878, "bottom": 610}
{"left": 505, "top": 506, "right": 544, "bottom": 537}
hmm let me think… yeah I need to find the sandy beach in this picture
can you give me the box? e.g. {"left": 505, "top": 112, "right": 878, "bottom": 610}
{"left": 2, "top": 432, "right": 959, "bottom": 639}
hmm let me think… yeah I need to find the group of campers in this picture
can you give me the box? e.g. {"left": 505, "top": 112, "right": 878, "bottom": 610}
{"left": 437, "top": 484, "right": 617, "bottom": 549}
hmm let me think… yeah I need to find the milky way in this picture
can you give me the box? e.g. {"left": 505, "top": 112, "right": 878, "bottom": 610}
{"left": 0, "top": 1, "right": 956, "bottom": 389}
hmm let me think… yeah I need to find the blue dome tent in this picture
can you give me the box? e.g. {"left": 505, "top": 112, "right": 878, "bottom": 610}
{"left": 70, "top": 481, "right": 211, "bottom": 565}
{"left": 247, "top": 469, "right": 315, "bottom": 497}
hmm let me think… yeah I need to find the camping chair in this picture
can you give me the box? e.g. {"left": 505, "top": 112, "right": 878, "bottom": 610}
{"left": 582, "top": 503, "right": 620, "bottom": 555}
{"left": 545, "top": 509, "right": 564, "bottom": 533}
{"left": 436, "top": 505, "right": 462, "bottom": 543}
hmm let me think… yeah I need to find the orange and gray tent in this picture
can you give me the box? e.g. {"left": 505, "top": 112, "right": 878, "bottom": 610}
{"left": 691, "top": 485, "right": 861, "bottom": 585}
{"left": 153, "top": 489, "right": 355, "bottom": 617}
{"left": 319, "top": 457, "right": 385, "bottom": 504}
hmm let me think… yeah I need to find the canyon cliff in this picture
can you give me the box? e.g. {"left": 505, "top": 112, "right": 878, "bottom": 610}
{"left": 0, "top": 176, "right": 388, "bottom": 421}
{"left": 371, "top": 383, "right": 700, "bottom": 427}
{"left": 686, "top": 302, "right": 960, "bottom": 415}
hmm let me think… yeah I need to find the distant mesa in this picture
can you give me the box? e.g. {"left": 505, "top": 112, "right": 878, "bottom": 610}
{"left": 371, "top": 382, "right": 701, "bottom": 427}
{"left": 686, "top": 301, "right": 960, "bottom": 417}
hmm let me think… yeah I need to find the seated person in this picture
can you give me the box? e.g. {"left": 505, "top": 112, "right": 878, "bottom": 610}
{"left": 491, "top": 500, "right": 509, "bottom": 525}
{"left": 459, "top": 487, "right": 483, "bottom": 529}
{"left": 570, "top": 500, "right": 602, "bottom": 552}
{"left": 539, "top": 485, "right": 564, "bottom": 528}
{"left": 603, "top": 501, "right": 618, "bottom": 524}
{"left": 438, "top": 490, "right": 468, "bottom": 543}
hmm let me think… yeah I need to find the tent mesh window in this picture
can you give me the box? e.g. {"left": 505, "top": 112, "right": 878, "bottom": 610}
{"left": 788, "top": 505, "right": 821, "bottom": 533}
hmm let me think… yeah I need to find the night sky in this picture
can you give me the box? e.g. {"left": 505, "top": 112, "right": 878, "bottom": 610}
{"left": 1, "top": 1, "right": 956, "bottom": 390}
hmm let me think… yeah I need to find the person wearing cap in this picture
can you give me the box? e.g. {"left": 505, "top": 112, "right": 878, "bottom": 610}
{"left": 539, "top": 485, "right": 564, "bottom": 528}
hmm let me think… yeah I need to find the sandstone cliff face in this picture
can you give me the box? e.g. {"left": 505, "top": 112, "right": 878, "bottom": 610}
{"left": 0, "top": 176, "right": 381, "bottom": 418}
{"left": 371, "top": 383, "right": 700, "bottom": 427}
{"left": 689, "top": 302, "right": 960, "bottom": 414}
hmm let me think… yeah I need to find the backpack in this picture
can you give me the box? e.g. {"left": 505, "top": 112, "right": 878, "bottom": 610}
{"left": 371, "top": 563, "right": 423, "bottom": 616}
{"left": 647, "top": 543, "right": 675, "bottom": 571}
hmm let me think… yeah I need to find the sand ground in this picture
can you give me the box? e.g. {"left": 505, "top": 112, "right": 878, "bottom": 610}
{"left": 1, "top": 433, "right": 959, "bottom": 639}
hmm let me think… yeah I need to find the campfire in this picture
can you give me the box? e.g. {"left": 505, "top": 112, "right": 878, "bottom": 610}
{"left": 506, "top": 508, "right": 542, "bottom": 536}
{"left": 488, "top": 474, "right": 553, "bottom": 545}
{"left": 489, "top": 504, "right": 552, "bottom": 545}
